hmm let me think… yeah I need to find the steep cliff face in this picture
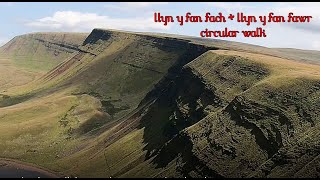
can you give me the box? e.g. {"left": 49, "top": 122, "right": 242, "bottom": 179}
{"left": 133, "top": 51, "right": 320, "bottom": 178}
{"left": 124, "top": 51, "right": 270, "bottom": 177}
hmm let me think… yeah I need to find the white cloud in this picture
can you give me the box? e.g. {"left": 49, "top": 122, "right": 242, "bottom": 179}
{"left": 202, "top": 2, "right": 253, "bottom": 12}
{"left": 15, "top": 2, "right": 320, "bottom": 51}
{"left": 25, "top": 11, "right": 170, "bottom": 32}
{"left": 272, "top": 2, "right": 320, "bottom": 33}
{"left": 120, "top": 2, "right": 168, "bottom": 8}
{"left": 105, "top": 2, "right": 168, "bottom": 12}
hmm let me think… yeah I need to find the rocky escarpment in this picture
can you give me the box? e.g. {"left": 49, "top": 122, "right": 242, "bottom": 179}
{"left": 130, "top": 51, "right": 320, "bottom": 178}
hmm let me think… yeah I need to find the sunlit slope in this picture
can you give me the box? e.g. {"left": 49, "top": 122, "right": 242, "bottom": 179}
{"left": 0, "top": 29, "right": 213, "bottom": 177}
{"left": 0, "top": 29, "right": 212, "bottom": 119}
{"left": 0, "top": 32, "right": 88, "bottom": 103}
{"left": 0, "top": 32, "right": 88, "bottom": 71}
{"left": 0, "top": 54, "right": 41, "bottom": 91}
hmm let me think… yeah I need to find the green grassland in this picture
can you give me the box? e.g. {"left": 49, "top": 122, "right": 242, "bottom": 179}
{"left": 0, "top": 29, "right": 319, "bottom": 178}
{"left": 0, "top": 32, "right": 88, "bottom": 72}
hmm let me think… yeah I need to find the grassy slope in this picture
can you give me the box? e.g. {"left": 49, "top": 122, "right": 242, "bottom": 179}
{"left": 0, "top": 29, "right": 319, "bottom": 178}
{"left": 0, "top": 32, "right": 88, "bottom": 72}
{"left": 0, "top": 32, "right": 88, "bottom": 95}
{"left": 0, "top": 29, "right": 210, "bottom": 177}
{"left": 0, "top": 54, "right": 42, "bottom": 92}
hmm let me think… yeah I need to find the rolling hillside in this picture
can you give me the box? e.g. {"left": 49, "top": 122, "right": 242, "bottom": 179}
{"left": 0, "top": 32, "right": 88, "bottom": 71}
{"left": 0, "top": 32, "right": 89, "bottom": 105}
{"left": 0, "top": 28, "right": 319, "bottom": 178}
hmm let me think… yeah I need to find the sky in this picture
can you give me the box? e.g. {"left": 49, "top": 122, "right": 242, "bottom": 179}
{"left": 0, "top": 2, "right": 320, "bottom": 50}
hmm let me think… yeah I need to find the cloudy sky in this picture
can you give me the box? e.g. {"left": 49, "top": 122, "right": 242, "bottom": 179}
{"left": 0, "top": 2, "right": 319, "bottom": 50}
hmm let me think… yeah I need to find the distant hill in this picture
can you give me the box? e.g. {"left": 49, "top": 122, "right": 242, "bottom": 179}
{"left": 137, "top": 30, "right": 320, "bottom": 65}
{"left": 0, "top": 32, "right": 88, "bottom": 71}
{"left": 273, "top": 48, "right": 320, "bottom": 64}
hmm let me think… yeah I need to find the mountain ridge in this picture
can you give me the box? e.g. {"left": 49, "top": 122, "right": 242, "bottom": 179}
{"left": 0, "top": 28, "right": 319, "bottom": 178}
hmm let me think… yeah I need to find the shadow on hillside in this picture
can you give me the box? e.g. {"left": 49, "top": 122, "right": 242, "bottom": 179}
{"left": 135, "top": 44, "right": 223, "bottom": 177}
